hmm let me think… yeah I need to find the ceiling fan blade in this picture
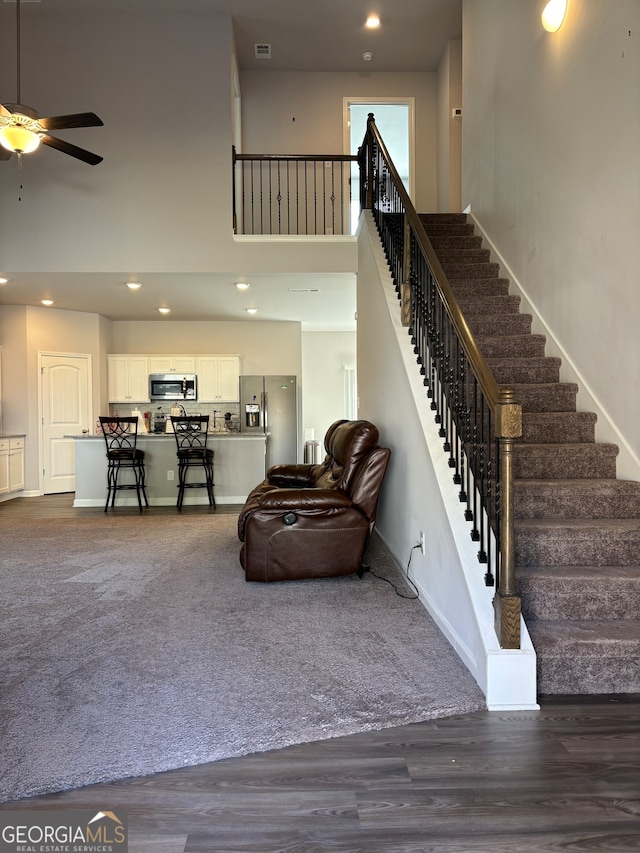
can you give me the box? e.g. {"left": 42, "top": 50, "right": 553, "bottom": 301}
{"left": 39, "top": 112, "right": 104, "bottom": 131}
{"left": 41, "top": 134, "right": 103, "bottom": 165}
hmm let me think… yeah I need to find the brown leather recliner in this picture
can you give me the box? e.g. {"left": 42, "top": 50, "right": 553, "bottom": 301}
{"left": 238, "top": 419, "right": 391, "bottom": 582}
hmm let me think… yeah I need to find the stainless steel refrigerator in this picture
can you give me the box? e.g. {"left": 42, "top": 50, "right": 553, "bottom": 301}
{"left": 239, "top": 375, "right": 298, "bottom": 471}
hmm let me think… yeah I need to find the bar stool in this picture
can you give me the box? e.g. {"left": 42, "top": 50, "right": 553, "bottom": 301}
{"left": 171, "top": 415, "right": 216, "bottom": 511}
{"left": 99, "top": 416, "right": 149, "bottom": 511}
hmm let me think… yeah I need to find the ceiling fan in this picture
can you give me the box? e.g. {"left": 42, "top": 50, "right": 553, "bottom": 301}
{"left": 0, "top": 0, "right": 103, "bottom": 165}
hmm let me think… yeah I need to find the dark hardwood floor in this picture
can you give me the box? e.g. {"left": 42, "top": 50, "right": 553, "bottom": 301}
{"left": 2, "top": 495, "right": 640, "bottom": 851}
{"left": 0, "top": 492, "right": 241, "bottom": 518}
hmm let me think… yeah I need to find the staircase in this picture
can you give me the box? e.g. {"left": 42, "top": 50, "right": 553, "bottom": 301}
{"left": 419, "top": 212, "right": 640, "bottom": 695}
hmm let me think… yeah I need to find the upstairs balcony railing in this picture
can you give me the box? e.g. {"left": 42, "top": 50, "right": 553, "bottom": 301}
{"left": 232, "top": 118, "right": 522, "bottom": 650}
{"left": 233, "top": 148, "right": 358, "bottom": 236}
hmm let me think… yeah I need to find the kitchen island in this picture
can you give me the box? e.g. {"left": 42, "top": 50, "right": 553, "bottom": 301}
{"left": 70, "top": 433, "right": 266, "bottom": 507}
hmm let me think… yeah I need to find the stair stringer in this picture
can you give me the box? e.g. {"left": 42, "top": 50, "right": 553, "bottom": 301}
{"left": 465, "top": 208, "right": 640, "bottom": 482}
{"left": 358, "top": 212, "right": 538, "bottom": 710}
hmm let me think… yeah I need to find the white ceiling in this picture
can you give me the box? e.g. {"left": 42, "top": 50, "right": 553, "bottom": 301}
{"left": 0, "top": 0, "right": 461, "bottom": 329}
{"left": 4, "top": 0, "right": 462, "bottom": 73}
{"left": 0, "top": 271, "right": 358, "bottom": 329}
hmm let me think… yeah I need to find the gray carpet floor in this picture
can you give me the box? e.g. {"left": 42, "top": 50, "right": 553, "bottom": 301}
{"left": 0, "top": 514, "right": 485, "bottom": 802}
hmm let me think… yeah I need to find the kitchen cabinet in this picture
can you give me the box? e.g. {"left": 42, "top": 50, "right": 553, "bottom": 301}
{"left": 108, "top": 356, "right": 150, "bottom": 403}
{"left": 148, "top": 356, "right": 196, "bottom": 375}
{"left": 0, "top": 437, "right": 24, "bottom": 495}
{"left": 9, "top": 437, "right": 24, "bottom": 492}
{"left": 0, "top": 439, "right": 9, "bottom": 495}
{"left": 197, "top": 356, "right": 239, "bottom": 402}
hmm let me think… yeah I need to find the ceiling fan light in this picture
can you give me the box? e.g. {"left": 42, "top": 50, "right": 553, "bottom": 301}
{"left": 0, "top": 124, "right": 40, "bottom": 154}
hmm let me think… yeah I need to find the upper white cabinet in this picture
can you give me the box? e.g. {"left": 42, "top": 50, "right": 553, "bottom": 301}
{"left": 196, "top": 356, "right": 240, "bottom": 402}
{"left": 148, "top": 356, "right": 196, "bottom": 375}
{"left": 107, "top": 354, "right": 239, "bottom": 404}
{"left": 108, "top": 356, "right": 150, "bottom": 403}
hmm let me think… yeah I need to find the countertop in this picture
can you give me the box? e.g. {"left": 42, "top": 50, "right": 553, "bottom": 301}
{"left": 68, "top": 432, "right": 265, "bottom": 440}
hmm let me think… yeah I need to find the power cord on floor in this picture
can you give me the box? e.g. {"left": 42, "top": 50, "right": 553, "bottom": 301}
{"left": 362, "top": 543, "right": 421, "bottom": 599}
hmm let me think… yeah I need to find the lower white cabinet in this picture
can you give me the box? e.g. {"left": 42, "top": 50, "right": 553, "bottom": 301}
{"left": 0, "top": 437, "right": 25, "bottom": 495}
{"left": 0, "top": 439, "right": 9, "bottom": 494}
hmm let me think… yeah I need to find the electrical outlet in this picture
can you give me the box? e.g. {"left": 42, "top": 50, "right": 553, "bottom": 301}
{"left": 167, "top": 470, "right": 174, "bottom": 481}
{"left": 419, "top": 530, "right": 426, "bottom": 555}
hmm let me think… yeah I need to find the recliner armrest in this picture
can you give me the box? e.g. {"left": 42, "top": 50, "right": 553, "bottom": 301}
{"left": 259, "top": 488, "right": 352, "bottom": 511}
{"left": 267, "top": 463, "right": 318, "bottom": 488}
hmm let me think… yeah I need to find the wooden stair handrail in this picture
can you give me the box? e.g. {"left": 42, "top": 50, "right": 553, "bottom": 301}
{"left": 362, "top": 114, "right": 522, "bottom": 649}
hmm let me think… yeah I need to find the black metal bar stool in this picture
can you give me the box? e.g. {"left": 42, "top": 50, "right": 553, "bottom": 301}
{"left": 170, "top": 415, "right": 216, "bottom": 511}
{"left": 99, "top": 416, "right": 149, "bottom": 511}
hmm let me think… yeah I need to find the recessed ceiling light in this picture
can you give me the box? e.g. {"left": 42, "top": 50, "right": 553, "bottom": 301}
{"left": 0, "top": 277, "right": 8, "bottom": 285}
{"left": 126, "top": 281, "right": 142, "bottom": 290}
{"left": 246, "top": 307, "right": 258, "bottom": 314}
{"left": 366, "top": 14, "right": 380, "bottom": 28}
{"left": 158, "top": 307, "right": 171, "bottom": 314}
{"left": 236, "top": 282, "right": 251, "bottom": 290}
{"left": 41, "top": 299, "right": 54, "bottom": 306}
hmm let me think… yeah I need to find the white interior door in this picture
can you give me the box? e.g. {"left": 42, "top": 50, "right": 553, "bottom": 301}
{"left": 40, "top": 353, "right": 91, "bottom": 494}
{"left": 345, "top": 98, "right": 415, "bottom": 232}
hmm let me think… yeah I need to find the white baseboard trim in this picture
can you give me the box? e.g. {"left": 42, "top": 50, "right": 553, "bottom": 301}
{"left": 72, "top": 496, "right": 244, "bottom": 508}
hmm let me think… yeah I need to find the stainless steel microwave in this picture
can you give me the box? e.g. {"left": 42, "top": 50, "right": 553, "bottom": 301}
{"left": 149, "top": 373, "right": 197, "bottom": 401}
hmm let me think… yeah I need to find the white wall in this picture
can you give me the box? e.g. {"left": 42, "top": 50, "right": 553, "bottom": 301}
{"left": 108, "top": 319, "right": 302, "bottom": 378}
{"left": 0, "top": 5, "right": 357, "bottom": 278}
{"left": 241, "top": 70, "right": 439, "bottom": 213}
{"left": 301, "top": 331, "right": 356, "bottom": 445}
{"left": 0, "top": 7, "right": 233, "bottom": 272}
{"left": 437, "top": 40, "right": 462, "bottom": 211}
{"left": 462, "top": 0, "right": 640, "bottom": 473}
{"left": 0, "top": 307, "right": 104, "bottom": 492}
{"left": 356, "top": 214, "right": 537, "bottom": 708}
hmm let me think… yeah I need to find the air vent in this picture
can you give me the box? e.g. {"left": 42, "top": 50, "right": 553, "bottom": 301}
{"left": 254, "top": 43, "right": 272, "bottom": 60}
{"left": 288, "top": 288, "right": 321, "bottom": 293}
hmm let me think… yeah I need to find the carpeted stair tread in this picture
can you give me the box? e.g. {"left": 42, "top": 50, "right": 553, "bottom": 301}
{"left": 454, "top": 294, "right": 521, "bottom": 315}
{"left": 466, "top": 313, "right": 532, "bottom": 336}
{"left": 420, "top": 213, "right": 469, "bottom": 225}
{"left": 422, "top": 222, "right": 475, "bottom": 236}
{"left": 508, "top": 382, "right": 578, "bottom": 412}
{"left": 514, "top": 442, "right": 618, "bottom": 479}
{"left": 437, "top": 248, "right": 491, "bottom": 264}
{"left": 518, "top": 565, "right": 640, "bottom": 621}
{"left": 487, "top": 356, "right": 561, "bottom": 384}
{"left": 420, "top": 210, "right": 640, "bottom": 697}
{"left": 520, "top": 412, "right": 597, "bottom": 443}
{"left": 448, "top": 276, "right": 512, "bottom": 291}
{"left": 515, "top": 479, "right": 640, "bottom": 518}
{"left": 441, "top": 261, "right": 501, "bottom": 279}
{"left": 526, "top": 620, "right": 640, "bottom": 694}
{"left": 476, "top": 334, "right": 547, "bottom": 359}
{"left": 515, "top": 518, "right": 640, "bottom": 566}
{"left": 429, "top": 235, "right": 483, "bottom": 251}
{"left": 451, "top": 280, "right": 511, "bottom": 298}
